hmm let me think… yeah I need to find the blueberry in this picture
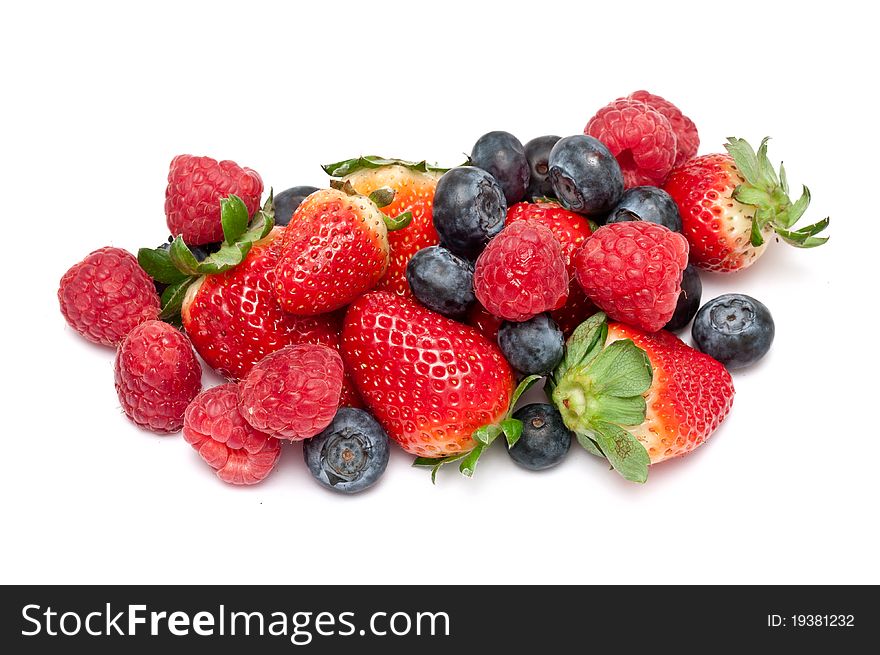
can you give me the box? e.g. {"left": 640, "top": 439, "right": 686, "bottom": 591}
{"left": 692, "top": 294, "right": 775, "bottom": 370}
{"left": 470, "top": 131, "right": 530, "bottom": 206}
{"left": 548, "top": 135, "right": 624, "bottom": 216}
{"left": 303, "top": 408, "right": 390, "bottom": 494}
{"left": 524, "top": 135, "right": 561, "bottom": 200}
{"left": 406, "top": 246, "right": 475, "bottom": 317}
{"left": 432, "top": 166, "right": 507, "bottom": 260}
{"left": 508, "top": 404, "right": 572, "bottom": 471}
{"left": 664, "top": 265, "right": 702, "bottom": 332}
{"left": 498, "top": 314, "right": 564, "bottom": 376}
{"left": 607, "top": 186, "right": 682, "bottom": 232}
{"left": 274, "top": 185, "right": 320, "bottom": 226}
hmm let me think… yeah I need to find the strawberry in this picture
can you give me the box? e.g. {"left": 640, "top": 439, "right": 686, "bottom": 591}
{"left": 323, "top": 156, "right": 444, "bottom": 297}
{"left": 273, "top": 181, "right": 412, "bottom": 315}
{"left": 178, "top": 227, "right": 336, "bottom": 380}
{"left": 342, "top": 291, "right": 539, "bottom": 477}
{"left": 550, "top": 313, "right": 734, "bottom": 482}
{"left": 138, "top": 193, "right": 363, "bottom": 405}
{"left": 466, "top": 302, "right": 503, "bottom": 342}
{"left": 663, "top": 137, "right": 829, "bottom": 272}
{"left": 506, "top": 200, "right": 597, "bottom": 334}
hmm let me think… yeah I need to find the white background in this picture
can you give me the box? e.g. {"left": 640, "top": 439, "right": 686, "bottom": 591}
{"left": 2, "top": 0, "right": 875, "bottom": 585}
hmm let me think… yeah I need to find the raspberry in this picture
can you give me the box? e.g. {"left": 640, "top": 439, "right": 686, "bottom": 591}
{"left": 505, "top": 201, "right": 593, "bottom": 275}
{"left": 165, "top": 154, "right": 263, "bottom": 245}
{"left": 585, "top": 98, "right": 677, "bottom": 188}
{"left": 238, "top": 344, "right": 343, "bottom": 440}
{"left": 628, "top": 90, "right": 699, "bottom": 166}
{"left": 58, "top": 247, "right": 160, "bottom": 347}
{"left": 506, "top": 201, "right": 597, "bottom": 334}
{"left": 473, "top": 220, "right": 568, "bottom": 322}
{"left": 574, "top": 222, "right": 689, "bottom": 333}
{"left": 114, "top": 320, "right": 203, "bottom": 433}
{"left": 183, "top": 384, "right": 281, "bottom": 485}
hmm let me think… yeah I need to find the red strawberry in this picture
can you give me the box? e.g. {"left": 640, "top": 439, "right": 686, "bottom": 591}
{"left": 165, "top": 155, "right": 263, "bottom": 246}
{"left": 506, "top": 201, "right": 596, "bottom": 334}
{"left": 181, "top": 228, "right": 325, "bottom": 378}
{"left": 628, "top": 90, "right": 699, "bottom": 166}
{"left": 549, "top": 284, "right": 598, "bottom": 336}
{"left": 114, "top": 320, "right": 203, "bottom": 434}
{"left": 663, "top": 137, "right": 829, "bottom": 272}
{"left": 550, "top": 313, "right": 733, "bottom": 482}
{"left": 341, "top": 291, "right": 516, "bottom": 459}
{"left": 141, "top": 196, "right": 363, "bottom": 406}
{"left": 59, "top": 247, "right": 160, "bottom": 347}
{"left": 274, "top": 184, "right": 409, "bottom": 315}
{"left": 238, "top": 343, "right": 343, "bottom": 441}
{"left": 473, "top": 221, "right": 569, "bottom": 322}
{"left": 607, "top": 323, "right": 734, "bottom": 463}
{"left": 183, "top": 384, "right": 281, "bottom": 485}
{"left": 466, "top": 302, "right": 503, "bottom": 342}
{"left": 585, "top": 97, "right": 678, "bottom": 187}
{"left": 574, "top": 221, "right": 688, "bottom": 332}
{"left": 325, "top": 157, "right": 443, "bottom": 297}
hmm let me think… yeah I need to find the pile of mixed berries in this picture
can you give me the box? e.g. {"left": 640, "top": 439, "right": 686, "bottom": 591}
{"left": 58, "top": 90, "right": 829, "bottom": 491}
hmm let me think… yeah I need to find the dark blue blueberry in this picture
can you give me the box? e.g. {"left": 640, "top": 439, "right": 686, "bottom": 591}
{"left": 432, "top": 166, "right": 507, "bottom": 260}
{"left": 692, "top": 294, "right": 775, "bottom": 370}
{"left": 548, "top": 135, "right": 624, "bottom": 216}
{"left": 470, "top": 131, "right": 530, "bottom": 206}
{"left": 508, "top": 404, "right": 572, "bottom": 471}
{"left": 274, "top": 185, "right": 320, "bottom": 226}
{"left": 498, "top": 314, "right": 564, "bottom": 376}
{"left": 524, "top": 135, "right": 561, "bottom": 200}
{"left": 607, "top": 186, "right": 682, "bottom": 232}
{"left": 303, "top": 408, "right": 390, "bottom": 494}
{"left": 406, "top": 246, "right": 475, "bottom": 317}
{"left": 664, "top": 265, "right": 702, "bottom": 332}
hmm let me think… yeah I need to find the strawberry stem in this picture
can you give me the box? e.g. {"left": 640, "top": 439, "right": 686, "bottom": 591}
{"left": 550, "top": 313, "right": 653, "bottom": 484}
{"left": 724, "top": 137, "right": 829, "bottom": 249}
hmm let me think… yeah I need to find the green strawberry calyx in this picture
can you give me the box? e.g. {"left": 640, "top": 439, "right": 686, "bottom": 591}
{"left": 328, "top": 179, "right": 413, "bottom": 231}
{"left": 724, "top": 137, "right": 829, "bottom": 249}
{"left": 137, "top": 192, "right": 275, "bottom": 321}
{"left": 322, "top": 155, "right": 450, "bottom": 178}
{"left": 412, "top": 374, "right": 543, "bottom": 483}
{"left": 548, "top": 313, "right": 653, "bottom": 484}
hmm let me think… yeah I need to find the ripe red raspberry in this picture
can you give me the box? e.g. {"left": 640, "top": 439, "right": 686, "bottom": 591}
{"left": 473, "top": 221, "right": 568, "bottom": 322}
{"left": 114, "top": 320, "right": 203, "bottom": 433}
{"left": 585, "top": 98, "right": 677, "bottom": 188}
{"left": 238, "top": 344, "right": 343, "bottom": 440}
{"left": 574, "top": 222, "right": 689, "bottom": 333}
{"left": 505, "top": 201, "right": 593, "bottom": 274}
{"left": 628, "top": 90, "right": 699, "bottom": 166}
{"left": 183, "top": 384, "right": 281, "bottom": 485}
{"left": 506, "top": 201, "right": 597, "bottom": 334}
{"left": 58, "top": 247, "right": 160, "bottom": 347}
{"left": 165, "top": 154, "right": 263, "bottom": 245}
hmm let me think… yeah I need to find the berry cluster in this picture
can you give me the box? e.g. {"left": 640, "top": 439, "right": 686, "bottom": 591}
{"left": 58, "top": 93, "right": 829, "bottom": 489}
